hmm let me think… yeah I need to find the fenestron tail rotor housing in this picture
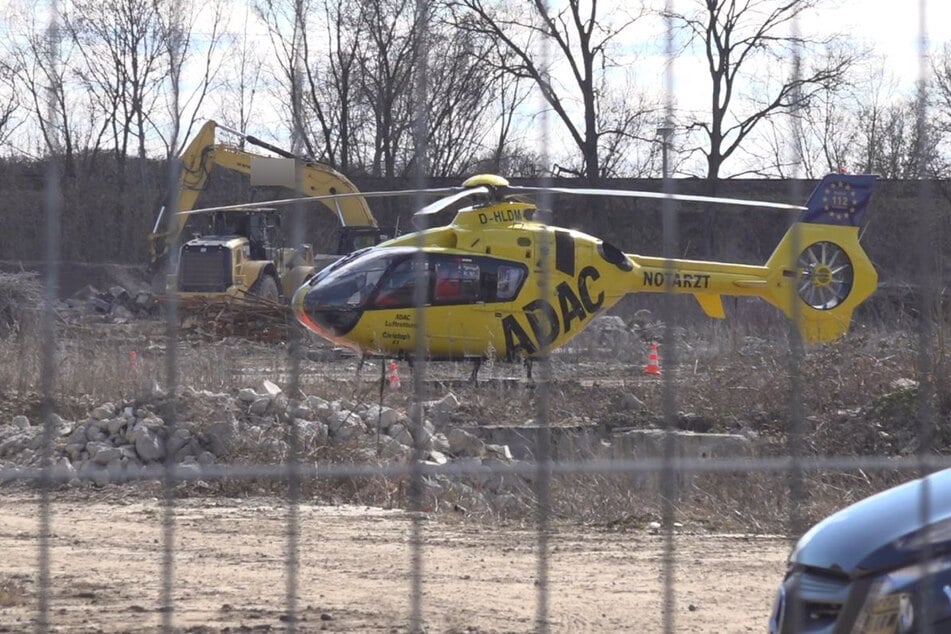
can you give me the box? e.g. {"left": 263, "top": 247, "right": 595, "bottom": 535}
{"left": 797, "top": 241, "right": 854, "bottom": 310}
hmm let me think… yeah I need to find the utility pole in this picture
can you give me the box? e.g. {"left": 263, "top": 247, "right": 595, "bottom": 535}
{"left": 655, "top": 123, "right": 674, "bottom": 179}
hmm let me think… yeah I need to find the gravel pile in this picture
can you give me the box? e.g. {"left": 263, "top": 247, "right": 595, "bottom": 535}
{"left": 0, "top": 379, "right": 529, "bottom": 512}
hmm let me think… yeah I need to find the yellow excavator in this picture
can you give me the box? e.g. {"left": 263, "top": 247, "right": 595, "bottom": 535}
{"left": 148, "top": 120, "right": 390, "bottom": 303}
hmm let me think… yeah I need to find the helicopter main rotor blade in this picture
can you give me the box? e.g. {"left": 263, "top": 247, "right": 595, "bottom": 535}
{"left": 413, "top": 186, "right": 491, "bottom": 218}
{"left": 174, "top": 187, "right": 464, "bottom": 216}
{"left": 173, "top": 177, "right": 808, "bottom": 219}
{"left": 507, "top": 185, "right": 809, "bottom": 212}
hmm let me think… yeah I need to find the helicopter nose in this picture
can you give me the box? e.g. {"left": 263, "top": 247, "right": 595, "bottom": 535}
{"left": 292, "top": 282, "right": 326, "bottom": 336}
{"left": 292, "top": 278, "right": 363, "bottom": 338}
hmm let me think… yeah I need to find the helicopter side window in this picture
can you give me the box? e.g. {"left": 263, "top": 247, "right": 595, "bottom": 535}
{"left": 495, "top": 264, "right": 525, "bottom": 301}
{"left": 373, "top": 257, "right": 433, "bottom": 308}
{"left": 364, "top": 254, "right": 526, "bottom": 308}
{"left": 433, "top": 259, "right": 480, "bottom": 304}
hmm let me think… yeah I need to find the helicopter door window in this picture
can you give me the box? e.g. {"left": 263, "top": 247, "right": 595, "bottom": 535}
{"left": 434, "top": 260, "right": 480, "bottom": 304}
{"left": 373, "top": 257, "right": 432, "bottom": 308}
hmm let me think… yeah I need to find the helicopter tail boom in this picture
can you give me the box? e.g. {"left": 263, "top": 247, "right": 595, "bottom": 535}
{"left": 628, "top": 174, "right": 878, "bottom": 343}
{"left": 630, "top": 222, "right": 877, "bottom": 343}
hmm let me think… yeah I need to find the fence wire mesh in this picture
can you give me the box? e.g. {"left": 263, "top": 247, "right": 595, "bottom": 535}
{"left": 0, "top": 1, "right": 945, "bottom": 633}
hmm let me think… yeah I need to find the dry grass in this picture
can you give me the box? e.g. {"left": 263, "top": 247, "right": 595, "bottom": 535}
{"left": 0, "top": 300, "right": 947, "bottom": 536}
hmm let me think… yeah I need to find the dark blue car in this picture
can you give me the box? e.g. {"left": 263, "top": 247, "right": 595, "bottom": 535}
{"left": 769, "top": 468, "right": 951, "bottom": 633}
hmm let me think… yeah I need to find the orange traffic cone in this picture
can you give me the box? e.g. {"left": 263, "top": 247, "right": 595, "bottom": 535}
{"left": 644, "top": 342, "right": 661, "bottom": 375}
{"left": 388, "top": 360, "right": 401, "bottom": 391}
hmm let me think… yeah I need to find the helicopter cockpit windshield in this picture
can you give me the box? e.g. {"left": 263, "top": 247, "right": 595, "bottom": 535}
{"left": 294, "top": 245, "right": 531, "bottom": 339}
{"left": 293, "top": 247, "right": 414, "bottom": 336}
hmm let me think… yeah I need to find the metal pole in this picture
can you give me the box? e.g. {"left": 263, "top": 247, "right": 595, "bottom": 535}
{"left": 656, "top": 125, "right": 674, "bottom": 179}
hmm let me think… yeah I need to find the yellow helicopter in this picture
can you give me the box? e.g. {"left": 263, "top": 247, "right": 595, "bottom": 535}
{"left": 181, "top": 172, "right": 878, "bottom": 372}
{"left": 289, "top": 173, "right": 878, "bottom": 367}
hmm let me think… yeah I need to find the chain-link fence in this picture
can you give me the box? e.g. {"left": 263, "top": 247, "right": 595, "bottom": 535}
{"left": 1, "top": 2, "right": 947, "bottom": 633}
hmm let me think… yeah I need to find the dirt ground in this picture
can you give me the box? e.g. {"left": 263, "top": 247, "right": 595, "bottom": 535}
{"left": 0, "top": 265, "right": 843, "bottom": 632}
{"left": 0, "top": 490, "right": 789, "bottom": 633}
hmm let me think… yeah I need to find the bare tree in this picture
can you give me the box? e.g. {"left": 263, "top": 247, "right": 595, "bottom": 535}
{"left": 256, "top": 0, "right": 375, "bottom": 170}
{"left": 560, "top": 73, "right": 659, "bottom": 178}
{"left": 424, "top": 15, "right": 506, "bottom": 177}
{"left": 926, "top": 42, "right": 951, "bottom": 177}
{"left": 477, "top": 52, "right": 535, "bottom": 175}
{"left": 450, "top": 0, "right": 651, "bottom": 183}
{"left": 256, "top": 0, "right": 506, "bottom": 178}
{"left": 354, "top": 0, "right": 421, "bottom": 178}
{"left": 319, "top": 1, "right": 366, "bottom": 171}
{"left": 0, "top": 53, "right": 24, "bottom": 153}
{"left": 666, "top": 0, "right": 854, "bottom": 255}
{"left": 256, "top": 0, "right": 311, "bottom": 154}
{"left": 156, "top": 0, "right": 227, "bottom": 157}
{"left": 63, "top": 0, "right": 170, "bottom": 182}
{"left": 752, "top": 51, "right": 946, "bottom": 180}
{"left": 788, "top": 79, "right": 858, "bottom": 178}
{"left": 855, "top": 95, "right": 941, "bottom": 178}
{"left": 754, "top": 62, "right": 865, "bottom": 179}
{"left": 212, "top": 15, "right": 268, "bottom": 145}
{"left": 3, "top": 3, "right": 81, "bottom": 173}
{"left": 463, "top": 57, "right": 545, "bottom": 178}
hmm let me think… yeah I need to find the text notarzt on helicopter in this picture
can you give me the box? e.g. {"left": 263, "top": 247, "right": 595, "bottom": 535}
{"left": 643, "top": 271, "right": 711, "bottom": 289}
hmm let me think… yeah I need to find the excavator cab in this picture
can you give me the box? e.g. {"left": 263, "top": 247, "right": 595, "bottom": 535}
{"left": 210, "top": 210, "right": 273, "bottom": 260}
{"left": 244, "top": 213, "right": 273, "bottom": 260}
{"left": 335, "top": 226, "right": 394, "bottom": 255}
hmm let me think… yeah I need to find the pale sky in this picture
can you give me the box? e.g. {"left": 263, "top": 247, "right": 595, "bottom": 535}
{"left": 194, "top": 0, "right": 951, "bottom": 176}
{"left": 811, "top": 0, "right": 947, "bottom": 80}
{"left": 618, "top": 0, "right": 949, "bottom": 174}
{"left": 642, "top": 0, "right": 949, "bottom": 104}
{"left": 2, "top": 0, "right": 949, "bottom": 167}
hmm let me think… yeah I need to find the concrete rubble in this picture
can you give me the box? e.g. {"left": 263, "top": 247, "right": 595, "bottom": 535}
{"left": 0, "top": 377, "right": 757, "bottom": 512}
{"left": 0, "top": 381, "right": 536, "bottom": 513}
{"left": 566, "top": 311, "right": 670, "bottom": 353}
{"left": 63, "top": 283, "right": 159, "bottom": 324}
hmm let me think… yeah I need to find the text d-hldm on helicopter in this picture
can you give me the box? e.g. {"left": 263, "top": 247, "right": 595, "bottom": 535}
{"left": 190, "top": 172, "right": 879, "bottom": 368}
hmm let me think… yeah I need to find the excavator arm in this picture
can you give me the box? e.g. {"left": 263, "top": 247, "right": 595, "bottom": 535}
{"left": 148, "top": 120, "right": 378, "bottom": 267}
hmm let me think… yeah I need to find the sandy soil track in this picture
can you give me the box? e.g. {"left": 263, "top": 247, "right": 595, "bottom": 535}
{"left": 0, "top": 491, "right": 788, "bottom": 633}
